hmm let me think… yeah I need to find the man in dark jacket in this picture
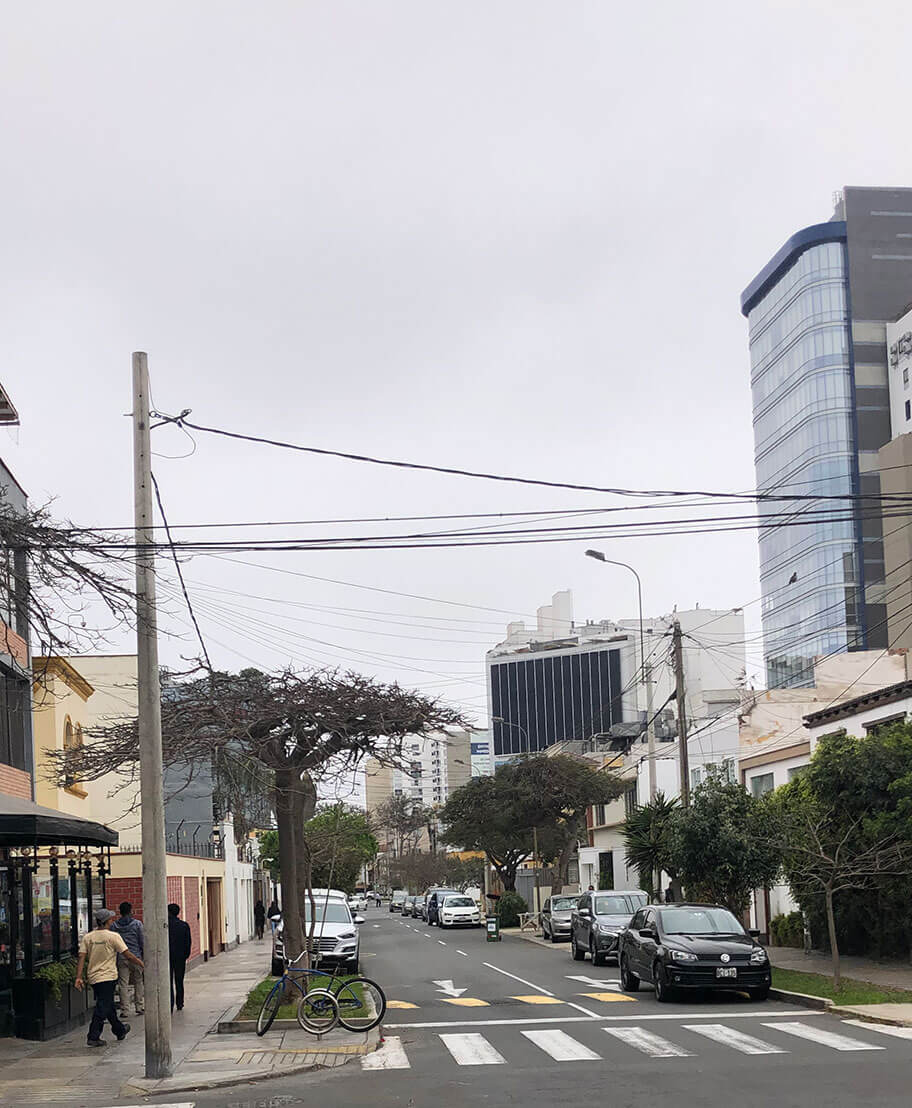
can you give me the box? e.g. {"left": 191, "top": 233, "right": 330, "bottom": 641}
{"left": 167, "top": 903, "right": 192, "bottom": 1012}
{"left": 112, "top": 901, "right": 145, "bottom": 1016}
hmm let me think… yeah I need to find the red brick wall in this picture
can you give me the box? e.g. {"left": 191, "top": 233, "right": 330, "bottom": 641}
{"left": 184, "top": 877, "right": 201, "bottom": 959}
{"left": 0, "top": 763, "right": 31, "bottom": 800}
{"left": 167, "top": 876, "right": 182, "bottom": 907}
{"left": 106, "top": 877, "right": 144, "bottom": 919}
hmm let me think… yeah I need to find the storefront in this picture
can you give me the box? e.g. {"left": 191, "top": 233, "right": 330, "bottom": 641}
{"left": 0, "top": 794, "right": 117, "bottom": 1040}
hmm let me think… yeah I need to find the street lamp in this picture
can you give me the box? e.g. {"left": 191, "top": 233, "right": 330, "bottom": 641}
{"left": 584, "top": 548, "right": 656, "bottom": 800}
{"left": 491, "top": 716, "right": 530, "bottom": 752}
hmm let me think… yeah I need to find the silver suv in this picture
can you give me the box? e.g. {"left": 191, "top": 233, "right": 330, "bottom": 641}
{"left": 571, "top": 890, "right": 648, "bottom": 966}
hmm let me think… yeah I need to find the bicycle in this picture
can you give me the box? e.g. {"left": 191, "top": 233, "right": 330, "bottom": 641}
{"left": 256, "top": 952, "right": 386, "bottom": 1036}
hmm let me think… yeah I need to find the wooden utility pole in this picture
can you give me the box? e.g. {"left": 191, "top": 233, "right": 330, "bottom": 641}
{"left": 132, "top": 352, "right": 172, "bottom": 1078}
{"left": 644, "top": 659, "right": 657, "bottom": 801}
{"left": 672, "top": 620, "right": 690, "bottom": 808}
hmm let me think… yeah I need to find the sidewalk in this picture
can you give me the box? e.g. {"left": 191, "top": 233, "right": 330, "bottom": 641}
{"left": 0, "top": 939, "right": 375, "bottom": 1105}
{"left": 768, "top": 945, "right": 912, "bottom": 992}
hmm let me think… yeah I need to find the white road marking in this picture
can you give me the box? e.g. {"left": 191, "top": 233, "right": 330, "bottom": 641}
{"left": 522, "top": 1028, "right": 601, "bottom": 1061}
{"left": 385, "top": 1008, "right": 826, "bottom": 1029}
{"left": 685, "top": 1023, "right": 787, "bottom": 1055}
{"left": 482, "top": 961, "right": 554, "bottom": 996}
{"left": 456, "top": 949, "right": 469, "bottom": 957}
{"left": 763, "top": 1022, "right": 884, "bottom": 1051}
{"left": 843, "top": 1019, "right": 912, "bottom": 1040}
{"left": 433, "top": 979, "right": 468, "bottom": 998}
{"left": 361, "top": 1035, "right": 411, "bottom": 1070}
{"left": 566, "top": 1001, "right": 605, "bottom": 1019}
{"left": 604, "top": 1026, "right": 694, "bottom": 1058}
{"left": 566, "top": 974, "right": 621, "bottom": 989}
{"left": 438, "top": 940, "right": 447, "bottom": 946}
{"left": 372, "top": 924, "right": 381, "bottom": 928}
{"left": 440, "top": 1032, "right": 507, "bottom": 1066}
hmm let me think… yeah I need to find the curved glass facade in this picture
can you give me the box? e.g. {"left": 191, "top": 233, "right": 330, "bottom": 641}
{"left": 748, "top": 241, "right": 862, "bottom": 688}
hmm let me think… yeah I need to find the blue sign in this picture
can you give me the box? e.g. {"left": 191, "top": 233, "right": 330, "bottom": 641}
{"left": 471, "top": 743, "right": 489, "bottom": 755}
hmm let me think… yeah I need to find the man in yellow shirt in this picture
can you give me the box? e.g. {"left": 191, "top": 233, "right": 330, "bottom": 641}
{"left": 75, "top": 907, "right": 145, "bottom": 1047}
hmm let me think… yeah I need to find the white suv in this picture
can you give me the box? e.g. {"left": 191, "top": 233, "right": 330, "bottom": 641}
{"left": 439, "top": 894, "right": 482, "bottom": 929}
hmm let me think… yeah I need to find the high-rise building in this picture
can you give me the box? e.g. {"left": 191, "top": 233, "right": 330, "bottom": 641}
{"left": 741, "top": 186, "right": 912, "bottom": 688}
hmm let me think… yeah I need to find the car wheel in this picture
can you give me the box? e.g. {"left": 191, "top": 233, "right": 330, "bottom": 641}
{"left": 620, "top": 953, "right": 640, "bottom": 992}
{"left": 653, "top": 961, "right": 675, "bottom": 1003}
{"left": 571, "top": 934, "right": 586, "bottom": 961}
{"left": 749, "top": 986, "right": 770, "bottom": 1002}
{"left": 270, "top": 956, "right": 285, "bottom": 977}
{"left": 549, "top": 927, "right": 559, "bottom": 944}
{"left": 590, "top": 938, "right": 607, "bottom": 967}
{"left": 347, "top": 959, "right": 359, "bottom": 974}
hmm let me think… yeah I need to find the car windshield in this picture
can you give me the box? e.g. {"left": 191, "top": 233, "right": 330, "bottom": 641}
{"left": 660, "top": 907, "right": 745, "bottom": 935}
{"left": 595, "top": 895, "right": 633, "bottom": 916}
{"left": 444, "top": 897, "right": 474, "bottom": 908}
{"left": 303, "top": 902, "right": 352, "bottom": 923}
{"left": 551, "top": 897, "right": 578, "bottom": 911}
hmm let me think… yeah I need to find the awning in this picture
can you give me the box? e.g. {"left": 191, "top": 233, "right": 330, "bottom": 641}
{"left": 0, "top": 795, "right": 118, "bottom": 847}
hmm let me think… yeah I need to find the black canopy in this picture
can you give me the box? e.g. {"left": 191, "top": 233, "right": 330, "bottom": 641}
{"left": 0, "top": 794, "right": 118, "bottom": 847}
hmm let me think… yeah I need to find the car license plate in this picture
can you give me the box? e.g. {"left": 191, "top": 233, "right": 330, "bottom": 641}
{"left": 716, "top": 967, "right": 737, "bottom": 978}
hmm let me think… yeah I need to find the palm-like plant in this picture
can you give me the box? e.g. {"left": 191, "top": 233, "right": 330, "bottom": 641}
{"left": 622, "top": 791, "right": 680, "bottom": 899}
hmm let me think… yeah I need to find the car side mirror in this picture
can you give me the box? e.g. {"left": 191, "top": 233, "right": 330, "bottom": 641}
{"left": 354, "top": 915, "right": 365, "bottom": 925}
{"left": 748, "top": 928, "right": 760, "bottom": 938}
{"left": 639, "top": 928, "right": 656, "bottom": 940}
{"left": 578, "top": 907, "right": 591, "bottom": 918}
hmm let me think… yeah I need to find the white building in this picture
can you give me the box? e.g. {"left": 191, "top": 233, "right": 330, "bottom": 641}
{"left": 887, "top": 304, "right": 912, "bottom": 436}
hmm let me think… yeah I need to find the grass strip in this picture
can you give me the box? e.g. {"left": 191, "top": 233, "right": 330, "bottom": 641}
{"left": 236, "top": 972, "right": 361, "bottom": 1021}
{"left": 772, "top": 966, "right": 912, "bottom": 1006}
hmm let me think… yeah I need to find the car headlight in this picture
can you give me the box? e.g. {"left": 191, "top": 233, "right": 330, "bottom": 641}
{"left": 670, "top": 949, "right": 698, "bottom": 962}
{"left": 597, "top": 923, "right": 618, "bottom": 935}
{"left": 337, "top": 931, "right": 356, "bottom": 940}
{"left": 750, "top": 948, "right": 768, "bottom": 964}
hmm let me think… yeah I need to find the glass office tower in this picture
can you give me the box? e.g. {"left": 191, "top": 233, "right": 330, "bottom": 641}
{"left": 742, "top": 188, "right": 912, "bottom": 688}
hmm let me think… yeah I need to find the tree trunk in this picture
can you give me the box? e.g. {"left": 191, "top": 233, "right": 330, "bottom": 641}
{"left": 293, "top": 774, "right": 319, "bottom": 966}
{"left": 553, "top": 835, "right": 576, "bottom": 894}
{"left": 274, "top": 766, "right": 303, "bottom": 963}
{"left": 825, "top": 886, "right": 841, "bottom": 991}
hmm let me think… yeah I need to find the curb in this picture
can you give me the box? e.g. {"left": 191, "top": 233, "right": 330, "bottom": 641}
{"left": 218, "top": 1018, "right": 300, "bottom": 1033}
{"left": 767, "top": 987, "right": 832, "bottom": 1010}
{"left": 120, "top": 1024, "right": 380, "bottom": 1095}
{"left": 829, "top": 1006, "right": 912, "bottom": 1028}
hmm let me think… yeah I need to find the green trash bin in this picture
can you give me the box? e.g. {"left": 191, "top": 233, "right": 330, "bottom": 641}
{"left": 486, "top": 914, "right": 501, "bottom": 942}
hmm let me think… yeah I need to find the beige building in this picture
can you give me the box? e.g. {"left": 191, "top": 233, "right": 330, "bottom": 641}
{"left": 32, "top": 657, "right": 96, "bottom": 816}
{"left": 878, "top": 432, "right": 912, "bottom": 653}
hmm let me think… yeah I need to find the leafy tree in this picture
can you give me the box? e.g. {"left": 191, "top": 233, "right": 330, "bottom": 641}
{"left": 496, "top": 891, "right": 528, "bottom": 928}
{"left": 673, "top": 772, "right": 781, "bottom": 915}
{"left": 257, "top": 829, "right": 280, "bottom": 881}
{"left": 439, "top": 773, "right": 533, "bottom": 890}
{"left": 622, "top": 792, "right": 680, "bottom": 899}
{"left": 302, "top": 803, "right": 378, "bottom": 893}
{"left": 373, "top": 795, "right": 434, "bottom": 857}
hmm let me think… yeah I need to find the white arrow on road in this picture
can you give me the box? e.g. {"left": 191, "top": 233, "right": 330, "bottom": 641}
{"left": 565, "top": 975, "right": 621, "bottom": 989}
{"left": 433, "top": 979, "right": 468, "bottom": 998}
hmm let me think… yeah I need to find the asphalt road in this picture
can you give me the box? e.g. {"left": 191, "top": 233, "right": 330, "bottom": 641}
{"left": 104, "top": 905, "right": 912, "bottom": 1108}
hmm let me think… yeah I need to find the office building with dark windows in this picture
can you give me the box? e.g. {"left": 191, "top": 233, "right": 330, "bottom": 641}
{"left": 741, "top": 186, "right": 912, "bottom": 689}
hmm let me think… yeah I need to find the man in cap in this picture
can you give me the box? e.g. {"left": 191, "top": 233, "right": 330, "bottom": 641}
{"left": 75, "top": 907, "right": 145, "bottom": 1047}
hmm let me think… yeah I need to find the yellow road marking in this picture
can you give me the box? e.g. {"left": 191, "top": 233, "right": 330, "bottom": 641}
{"left": 386, "top": 1000, "right": 419, "bottom": 1009}
{"left": 511, "top": 995, "right": 566, "bottom": 1005}
{"left": 442, "top": 997, "right": 490, "bottom": 1007}
{"left": 579, "top": 991, "right": 636, "bottom": 1003}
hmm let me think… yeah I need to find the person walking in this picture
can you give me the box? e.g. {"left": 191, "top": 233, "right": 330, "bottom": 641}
{"left": 253, "top": 900, "right": 266, "bottom": 941}
{"left": 168, "top": 902, "right": 192, "bottom": 1012}
{"left": 75, "top": 907, "right": 144, "bottom": 1048}
{"left": 112, "top": 900, "right": 145, "bottom": 1016}
{"left": 267, "top": 899, "right": 281, "bottom": 933}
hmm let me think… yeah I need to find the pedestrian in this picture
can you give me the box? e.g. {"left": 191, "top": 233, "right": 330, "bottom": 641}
{"left": 112, "top": 900, "right": 145, "bottom": 1016}
{"left": 167, "top": 902, "right": 192, "bottom": 1012}
{"left": 267, "top": 899, "right": 281, "bottom": 933}
{"left": 587, "top": 884, "right": 595, "bottom": 891}
{"left": 253, "top": 899, "right": 266, "bottom": 941}
{"left": 75, "top": 907, "right": 144, "bottom": 1048}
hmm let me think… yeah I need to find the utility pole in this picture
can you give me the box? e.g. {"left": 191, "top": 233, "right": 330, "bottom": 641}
{"left": 672, "top": 620, "right": 690, "bottom": 808}
{"left": 644, "top": 659, "right": 657, "bottom": 801}
{"left": 132, "top": 352, "right": 172, "bottom": 1078}
{"left": 532, "top": 825, "right": 542, "bottom": 922}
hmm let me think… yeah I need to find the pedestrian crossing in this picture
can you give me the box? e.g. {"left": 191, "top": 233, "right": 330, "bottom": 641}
{"left": 363, "top": 1019, "right": 903, "bottom": 1073}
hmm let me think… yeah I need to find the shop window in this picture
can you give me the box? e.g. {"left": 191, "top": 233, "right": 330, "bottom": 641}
{"left": 31, "top": 862, "right": 55, "bottom": 964}
{"left": 58, "top": 872, "right": 73, "bottom": 955}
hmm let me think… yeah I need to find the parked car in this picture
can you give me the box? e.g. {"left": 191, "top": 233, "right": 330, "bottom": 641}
{"left": 348, "top": 893, "right": 368, "bottom": 912}
{"left": 425, "top": 887, "right": 461, "bottom": 926}
{"left": 402, "top": 895, "right": 418, "bottom": 917}
{"left": 390, "top": 889, "right": 408, "bottom": 913}
{"left": 541, "top": 894, "right": 580, "bottom": 942}
{"left": 571, "top": 890, "right": 648, "bottom": 965}
{"left": 270, "top": 898, "right": 365, "bottom": 975}
{"left": 413, "top": 895, "right": 427, "bottom": 921}
{"left": 618, "top": 903, "right": 771, "bottom": 1002}
{"left": 439, "top": 893, "right": 482, "bottom": 928}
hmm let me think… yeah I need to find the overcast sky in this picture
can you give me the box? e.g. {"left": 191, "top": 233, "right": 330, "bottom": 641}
{"left": 1, "top": 2, "right": 910, "bottom": 740}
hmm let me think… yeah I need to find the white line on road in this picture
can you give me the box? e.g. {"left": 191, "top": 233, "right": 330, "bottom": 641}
{"left": 604, "top": 1026, "right": 694, "bottom": 1058}
{"left": 482, "top": 961, "right": 554, "bottom": 996}
{"left": 763, "top": 1022, "right": 884, "bottom": 1051}
{"left": 522, "top": 1028, "right": 601, "bottom": 1061}
{"left": 843, "top": 1019, "right": 912, "bottom": 1040}
{"left": 384, "top": 1009, "right": 827, "bottom": 1030}
{"left": 361, "top": 1035, "right": 411, "bottom": 1070}
{"left": 685, "top": 1023, "right": 788, "bottom": 1055}
{"left": 456, "top": 950, "right": 469, "bottom": 957}
{"left": 438, "top": 940, "right": 447, "bottom": 945}
{"left": 440, "top": 1032, "right": 507, "bottom": 1066}
{"left": 566, "top": 1001, "right": 605, "bottom": 1019}
{"left": 566, "top": 975, "right": 621, "bottom": 989}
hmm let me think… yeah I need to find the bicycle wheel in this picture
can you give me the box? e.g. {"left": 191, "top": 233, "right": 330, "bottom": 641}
{"left": 296, "top": 987, "right": 340, "bottom": 1033}
{"left": 332, "top": 976, "right": 387, "bottom": 1032}
{"left": 256, "top": 979, "right": 284, "bottom": 1036}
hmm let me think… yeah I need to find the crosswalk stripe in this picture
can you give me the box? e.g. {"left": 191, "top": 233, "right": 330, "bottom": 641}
{"left": 522, "top": 1028, "right": 601, "bottom": 1061}
{"left": 843, "top": 1019, "right": 912, "bottom": 1040}
{"left": 604, "top": 1026, "right": 694, "bottom": 1058}
{"left": 763, "top": 1022, "right": 885, "bottom": 1052}
{"left": 440, "top": 1032, "right": 508, "bottom": 1066}
{"left": 362, "top": 1036, "right": 411, "bottom": 1070}
{"left": 685, "top": 1023, "right": 788, "bottom": 1055}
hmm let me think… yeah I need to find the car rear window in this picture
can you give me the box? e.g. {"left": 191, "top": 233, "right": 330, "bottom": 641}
{"left": 594, "top": 895, "right": 634, "bottom": 915}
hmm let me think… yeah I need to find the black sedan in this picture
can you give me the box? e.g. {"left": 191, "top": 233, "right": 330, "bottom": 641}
{"left": 618, "top": 903, "right": 771, "bottom": 1002}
